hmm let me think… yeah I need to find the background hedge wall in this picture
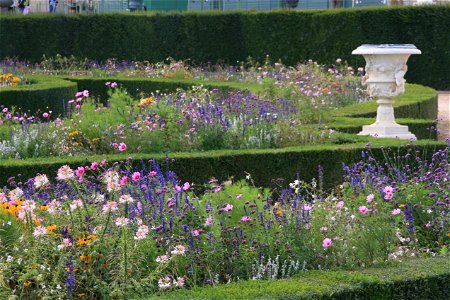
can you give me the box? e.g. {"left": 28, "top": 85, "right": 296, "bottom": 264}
{"left": 143, "top": 257, "right": 450, "bottom": 300}
{"left": 0, "top": 6, "right": 449, "bottom": 89}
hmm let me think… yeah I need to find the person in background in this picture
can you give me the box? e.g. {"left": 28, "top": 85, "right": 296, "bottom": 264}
{"left": 49, "top": 0, "right": 57, "bottom": 12}
{"left": 17, "top": 0, "right": 27, "bottom": 12}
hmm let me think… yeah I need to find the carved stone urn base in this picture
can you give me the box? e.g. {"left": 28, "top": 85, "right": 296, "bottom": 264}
{"left": 359, "top": 124, "right": 416, "bottom": 140}
{"left": 358, "top": 97, "right": 416, "bottom": 140}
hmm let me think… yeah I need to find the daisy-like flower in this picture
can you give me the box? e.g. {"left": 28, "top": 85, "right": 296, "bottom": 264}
{"left": 34, "top": 174, "right": 49, "bottom": 189}
{"left": 240, "top": 215, "right": 251, "bottom": 223}
{"left": 131, "top": 172, "right": 141, "bottom": 182}
{"left": 322, "top": 238, "right": 333, "bottom": 248}
{"left": 118, "top": 142, "right": 127, "bottom": 152}
{"left": 392, "top": 208, "right": 401, "bottom": 215}
{"left": 366, "top": 194, "right": 374, "bottom": 202}
{"left": 223, "top": 204, "right": 233, "bottom": 212}
{"left": 205, "top": 217, "right": 214, "bottom": 226}
{"left": 336, "top": 201, "right": 344, "bottom": 209}
{"left": 358, "top": 206, "right": 369, "bottom": 215}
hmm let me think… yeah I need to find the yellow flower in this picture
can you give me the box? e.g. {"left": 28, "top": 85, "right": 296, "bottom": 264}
{"left": 68, "top": 130, "right": 80, "bottom": 137}
{"left": 46, "top": 224, "right": 57, "bottom": 234}
{"left": 23, "top": 281, "right": 32, "bottom": 287}
{"left": 78, "top": 237, "right": 91, "bottom": 246}
{"left": 138, "top": 97, "right": 155, "bottom": 108}
{"left": 399, "top": 204, "right": 405, "bottom": 208}
{"left": 79, "top": 254, "right": 92, "bottom": 262}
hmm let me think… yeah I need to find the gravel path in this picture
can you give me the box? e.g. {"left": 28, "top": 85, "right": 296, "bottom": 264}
{"left": 437, "top": 91, "right": 450, "bottom": 141}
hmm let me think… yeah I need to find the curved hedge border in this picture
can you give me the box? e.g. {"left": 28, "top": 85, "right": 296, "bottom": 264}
{"left": 0, "top": 6, "right": 449, "bottom": 89}
{"left": 0, "top": 75, "right": 77, "bottom": 116}
{"left": 141, "top": 257, "right": 450, "bottom": 300}
{"left": 0, "top": 138, "right": 445, "bottom": 189}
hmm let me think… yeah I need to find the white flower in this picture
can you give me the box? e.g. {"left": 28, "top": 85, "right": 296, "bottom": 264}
{"left": 56, "top": 165, "right": 74, "bottom": 181}
{"left": 115, "top": 217, "right": 129, "bottom": 227}
{"left": 119, "top": 194, "right": 134, "bottom": 204}
{"left": 34, "top": 174, "right": 49, "bottom": 189}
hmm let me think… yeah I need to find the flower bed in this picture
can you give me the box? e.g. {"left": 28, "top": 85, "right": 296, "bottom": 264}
{"left": 0, "top": 144, "right": 448, "bottom": 298}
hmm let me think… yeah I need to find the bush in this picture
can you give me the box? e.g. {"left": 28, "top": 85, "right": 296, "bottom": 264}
{"left": 0, "top": 75, "right": 77, "bottom": 116}
{"left": 141, "top": 258, "right": 450, "bottom": 300}
{"left": 1, "top": 6, "right": 448, "bottom": 89}
{"left": 0, "top": 138, "right": 445, "bottom": 189}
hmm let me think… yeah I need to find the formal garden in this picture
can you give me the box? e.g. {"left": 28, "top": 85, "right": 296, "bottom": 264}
{"left": 0, "top": 5, "right": 449, "bottom": 300}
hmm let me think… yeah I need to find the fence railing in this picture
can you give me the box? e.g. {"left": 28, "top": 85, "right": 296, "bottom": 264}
{"left": 2, "top": 0, "right": 449, "bottom": 14}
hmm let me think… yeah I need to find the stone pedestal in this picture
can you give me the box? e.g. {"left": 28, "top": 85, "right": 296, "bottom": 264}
{"left": 352, "top": 44, "right": 421, "bottom": 140}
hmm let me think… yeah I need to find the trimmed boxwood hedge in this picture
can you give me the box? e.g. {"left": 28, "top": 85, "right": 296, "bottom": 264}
{"left": 0, "top": 6, "right": 449, "bottom": 89}
{"left": 0, "top": 75, "right": 77, "bottom": 116}
{"left": 140, "top": 257, "right": 450, "bottom": 300}
{"left": 0, "top": 138, "right": 445, "bottom": 190}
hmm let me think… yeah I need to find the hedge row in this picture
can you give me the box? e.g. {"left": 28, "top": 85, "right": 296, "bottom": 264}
{"left": 0, "top": 75, "right": 77, "bottom": 116}
{"left": 141, "top": 257, "right": 450, "bottom": 300}
{"left": 0, "top": 138, "right": 445, "bottom": 190}
{"left": 0, "top": 6, "right": 449, "bottom": 89}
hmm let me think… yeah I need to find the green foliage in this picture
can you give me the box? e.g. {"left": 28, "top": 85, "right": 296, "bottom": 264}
{"left": 0, "top": 75, "right": 77, "bottom": 116}
{"left": 0, "top": 139, "right": 445, "bottom": 189}
{"left": 140, "top": 258, "right": 450, "bottom": 300}
{"left": 1, "top": 6, "right": 448, "bottom": 89}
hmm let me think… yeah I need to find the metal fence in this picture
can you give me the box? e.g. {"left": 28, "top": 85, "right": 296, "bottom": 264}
{"left": 3, "top": 0, "right": 449, "bottom": 14}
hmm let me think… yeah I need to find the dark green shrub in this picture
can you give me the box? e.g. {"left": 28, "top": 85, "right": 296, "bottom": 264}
{"left": 1, "top": 6, "right": 448, "bottom": 89}
{"left": 0, "top": 75, "right": 77, "bottom": 116}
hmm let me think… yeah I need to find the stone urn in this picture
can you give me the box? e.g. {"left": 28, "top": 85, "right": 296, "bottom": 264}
{"left": 352, "top": 44, "right": 421, "bottom": 140}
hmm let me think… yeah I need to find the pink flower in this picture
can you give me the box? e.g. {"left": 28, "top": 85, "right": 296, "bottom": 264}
{"left": 131, "top": 172, "right": 141, "bottom": 181}
{"left": 118, "top": 142, "right": 127, "bottom": 152}
{"left": 115, "top": 217, "right": 129, "bottom": 227}
{"left": 336, "top": 58, "right": 342, "bottom": 63}
{"left": 70, "top": 199, "right": 83, "bottom": 211}
{"left": 34, "top": 174, "right": 49, "bottom": 189}
{"left": 322, "top": 238, "right": 333, "bottom": 248}
{"left": 42, "top": 112, "right": 49, "bottom": 118}
{"left": 336, "top": 201, "right": 344, "bottom": 209}
{"left": 75, "top": 166, "right": 85, "bottom": 177}
{"left": 101, "top": 159, "right": 107, "bottom": 166}
{"left": 174, "top": 277, "right": 185, "bottom": 288}
{"left": 366, "top": 194, "right": 374, "bottom": 202}
{"left": 75, "top": 104, "right": 81, "bottom": 110}
{"left": 56, "top": 165, "right": 74, "bottom": 181}
{"left": 149, "top": 171, "right": 157, "bottom": 177}
{"left": 358, "top": 206, "right": 369, "bottom": 215}
{"left": 191, "top": 229, "right": 200, "bottom": 237}
{"left": 223, "top": 204, "right": 233, "bottom": 212}
{"left": 383, "top": 186, "right": 394, "bottom": 194}
{"left": 303, "top": 204, "right": 312, "bottom": 211}
{"left": 205, "top": 217, "right": 214, "bottom": 226}
{"left": 2, "top": 108, "right": 8, "bottom": 113}
{"left": 392, "top": 208, "right": 401, "bottom": 215}
{"left": 119, "top": 194, "right": 134, "bottom": 204}
{"left": 320, "top": 227, "right": 328, "bottom": 231}
{"left": 134, "top": 224, "right": 149, "bottom": 240}
{"left": 33, "top": 226, "right": 47, "bottom": 237}
{"left": 240, "top": 215, "right": 251, "bottom": 222}
{"left": 63, "top": 238, "right": 72, "bottom": 246}
{"left": 236, "top": 194, "right": 243, "bottom": 199}
{"left": 105, "top": 82, "right": 111, "bottom": 86}
{"left": 120, "top": 176, "right": 128, "bottom": 186}
{"left": 90, "top": 161, "right": 99, "bottom": 170}
{"left": 158, "top": 277, "right": 172, "bottom": 289}
{"left": 82, "top": 90, "right": 89, "bottom": 97}
{"left": 183, "top": 182, "right": 190, "bottom": 191}
{"left": 102, "top": 201, "right": 118, "bottom": 214}
{"left": 155, "top": 255, "right": 170, "bottom": 263}
{"left": 171, "top": 245, "right": 186, "bottom": 255}
{"left": 110, "top": 82, "right": 118, "bottom": 88}
{"left": 174, "top": 185, "right": 182, "bottom": 192}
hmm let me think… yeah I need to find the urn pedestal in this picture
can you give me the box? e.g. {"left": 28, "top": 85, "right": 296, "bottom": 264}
{"left": 352, "top": 44, "right": 421, "bottom": 140}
